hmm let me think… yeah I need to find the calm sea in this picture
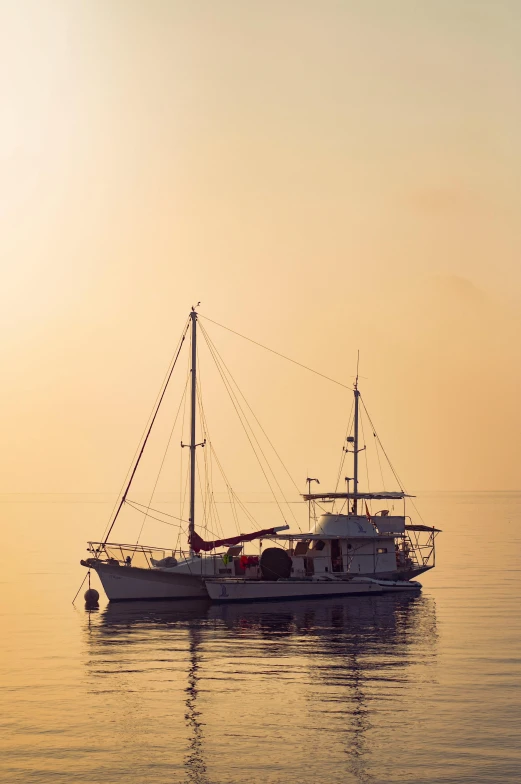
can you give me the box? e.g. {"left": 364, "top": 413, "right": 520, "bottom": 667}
{"left": 1, "top": 492, "right": 520, "bottom": 784}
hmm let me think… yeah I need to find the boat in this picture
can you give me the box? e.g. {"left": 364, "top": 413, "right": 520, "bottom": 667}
{"left": 80, "top": 307, "right": 440, "bottom": 603}
{"left": 192, "top": 358, "right": 440, "bottom": 602}
{"left": 81, "top": 307, "right": 289, "bottom": 601}
{"left": 205, "top": 576, "right": 422, "bottom": 603}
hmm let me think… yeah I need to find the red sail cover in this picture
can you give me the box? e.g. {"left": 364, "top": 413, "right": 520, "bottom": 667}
{"left": 189, "top": 528, "right": 280, "bottom": 553}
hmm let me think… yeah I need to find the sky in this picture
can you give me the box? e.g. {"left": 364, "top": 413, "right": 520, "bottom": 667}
{"left": 1, "top": 0, "right": 521, "bottom": 501}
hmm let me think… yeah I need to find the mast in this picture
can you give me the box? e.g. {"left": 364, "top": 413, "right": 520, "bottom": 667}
{"left": 352, "top": 351, "right": 361, "bottom": 515}
{"left": 353, "top": 377, "right": 360, "bottom": 515}
{"left": 189, "top": 308, "right": 198, "bottom": 554}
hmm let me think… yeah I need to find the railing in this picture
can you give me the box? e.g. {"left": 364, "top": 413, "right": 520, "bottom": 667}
{"left": 86, "top": 541, "right": 257, "bottom": 577}
{"left": 87, "top": 541, "right": 191, "bottom": 570}
{"left": 87, "top": 536, "right": 436, "bottom": 576}
{"left": 402, "top": 533, "right": 435, "bottom": 569}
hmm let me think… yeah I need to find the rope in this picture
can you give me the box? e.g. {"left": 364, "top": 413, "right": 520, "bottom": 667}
{"left": 72, "top": 571, "right": 89, "bottom": 604}
{"left": 126, "top": 498, "right": 190, "bottom": 524}
{"left": 360, "top": 394, "right": 427, "bottom": 525}
{"left": 200, "top": 314, "right": 354, "bottom": 392}
{"left": 101, "top": 319, "right": 190, "bottom": 545}
{"left": 207, "top": 443, "right": 260, "bottom": 528}
{"left": 359, "top": 406, "right": 371, "bottom": 496}
{"left": 199, "top": 327, "right": 288, "bottom": 524}
{"left": 333, "top": 398, "right": 354, "bottom": 512}
{"left": 201, "top": 323, "right": 303, "bottom": 499}
{"left": 360, "top": 395, "right": 405, "bottom": 490}
{"left": 200, "top": 323, "right": 302, "bottom": 531}
{"left": 135, "top": 374, "right": 190, "bottom": 546}
{"left": 126, "top": 502, "right": 230, "bottom": 546}
{"left": 374, "top": 431, "right": 386, "bottom": 490}
{"left": 195, "top": 377, "right": 227, "bottom": 538}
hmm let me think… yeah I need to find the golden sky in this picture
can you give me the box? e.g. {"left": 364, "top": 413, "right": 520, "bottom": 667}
{"left": 1, "top": 0, "right": 521, "bottom": 495}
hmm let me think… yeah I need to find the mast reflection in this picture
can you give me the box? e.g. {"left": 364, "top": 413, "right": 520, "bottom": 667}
{"left": 83, "top": 593, "right": 436, "bottom": 784}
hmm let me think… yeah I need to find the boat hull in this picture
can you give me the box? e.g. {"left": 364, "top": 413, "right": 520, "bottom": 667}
{"left": 205, "top": 577, "right": 422, "bottom": 603}
{"left": 205, "top": 579, "right": 379, "bottom": 603}
{"left": 87, "top": 562, "right": 207, "bottom": 601}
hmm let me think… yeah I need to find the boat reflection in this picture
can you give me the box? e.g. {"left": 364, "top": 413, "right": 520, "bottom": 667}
{"left": 83, "top": 594, "right": 437, "bottom": 784}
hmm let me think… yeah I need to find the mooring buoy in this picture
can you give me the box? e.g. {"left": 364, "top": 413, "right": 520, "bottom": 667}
{"left": 84, "top": 588, "right": 99, "bottom": 605}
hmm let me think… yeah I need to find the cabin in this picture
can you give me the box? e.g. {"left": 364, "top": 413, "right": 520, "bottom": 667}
{"left": 284, "top": 513, "right": 410, "bottom": 579}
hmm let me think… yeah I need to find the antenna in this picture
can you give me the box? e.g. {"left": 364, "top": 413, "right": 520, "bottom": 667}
{"left": 306, "top": 477, "right": 320, "bottom": 529}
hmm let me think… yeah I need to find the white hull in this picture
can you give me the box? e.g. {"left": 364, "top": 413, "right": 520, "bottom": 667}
{"left": 94, "top": 564, "right": 207, "bottom": 601}
{"left": 205, "top": 577, "right": 420, "bottom": 603}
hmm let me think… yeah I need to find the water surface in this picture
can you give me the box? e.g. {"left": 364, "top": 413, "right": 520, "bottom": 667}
{"left": 1, "top": 492, "right": 520, "bottom": 783}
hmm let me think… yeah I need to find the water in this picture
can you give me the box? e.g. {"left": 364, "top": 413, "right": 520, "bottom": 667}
{"left": 1, "top": 492, "right": 520, "bottom": 783}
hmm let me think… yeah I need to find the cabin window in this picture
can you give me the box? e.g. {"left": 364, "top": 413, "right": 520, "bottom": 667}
{"left": 294, "top": 540, "right": 310, "bottom": 556}
{"left": 376, "top": 548, "right": 388, "bottom": 554}
{"left": 312, "top": 540, "right": 326, "bottom": 551}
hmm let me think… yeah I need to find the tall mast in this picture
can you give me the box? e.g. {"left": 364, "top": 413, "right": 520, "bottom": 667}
{"left": 189, "top": 308, "right": 198, "bottom": 553}
{"left": 352, "top": 352, "right": 360, "bottom": 515}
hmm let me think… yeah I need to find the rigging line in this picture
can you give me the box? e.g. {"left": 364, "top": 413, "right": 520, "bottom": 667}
{"left": 206, "top": 445, "right": 224, "bottom": 539}
{"left": 359, "top": 406, "right": 371, "bottom": 496}
{"left": 213, "top": 500, "right": 305, "bottom": 504}
{"left": 333, "top": 398, "right": 355, "bottom": 511}
{"left": 125, "top": 501, "right": 187, "bottom": 528}
{"left": 201, "top": 400, "right": 226, "bottom": 540}
{"left": 359, "top": 396, "right": 405, "bottom": 491}
{"left": 179, "top": 337, "right": 192, "bottom": 533}
{"left": 198, "top": 376, "right": 238, "bottom": 538}
{"left": 200, "top": 327, "right": 289, "bottom": 525}
{"left": 200, "top": 322, "right": 302, "bottom": 531}
{"left": 127, "top": 501, "right": 225, "bottom": 542}
{"left": 195, "top": 452, "right": 210, "bottom": 533}
{"left": 229, "top": 486, "right": 259, "bottom": 528}
{"left": 194, "top": 337, "right": 260, "bottom": 531}
{"left": 195, "top": 347, "right": 256, "bottom": 532}
{"left": 334, "top": 398, "right": 355, "bottom": 492}
{"left": 359, "top": 396, "right": 427, "bottom": 528}
{"left": 102, "top": 319, "right": 190, "bottom": 545}
{"left": 203, "top": 332, "right": 287, "bottom": 523}
{"left": 135, "top": 374, "right": 190, "bottom": 546}
{"left": 374, "top": 431, "right": 386, "bottom": 490}
{"left": 227, "top": 483, "right": 241, "bottom": 535}
{"left": 195, "top": 379, "right": 226, "bottom": 538}
{"left": 201, "top": 442, "right": 214, "bottom": 537}
{"left": 126, "top": 499, "right": 189, "bottom": 524}
{"left": 179, "top": 446, "right": 191, "bottom": 545}
{"left": 100, "top": 319, "right": 190, "bottom": 543}
{"left": 180, "top": 335, "right": 192, "bottom": 525}
{"left": 199, "top": 314, "right": 354, "bottom": 392}
{"left": 207, "top": 443, "right": 260, "bottom": 528}
{"left": 200, "top": 376, "right": 240, "bottom": 538}
{"left": 194, "top": 345, "right": 210, "bottom": 536}
{"left": 200, "top": 322, "right": 302, "bottom": 498}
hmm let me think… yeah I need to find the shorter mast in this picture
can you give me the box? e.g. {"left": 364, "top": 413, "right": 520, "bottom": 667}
{"left": 353, "top": 375, "right": 360, "bottom": 514}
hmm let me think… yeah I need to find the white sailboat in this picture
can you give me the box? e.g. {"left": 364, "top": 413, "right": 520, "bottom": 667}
{"left": 81, "top": 307, "right": 288, "bottom": 601}
{"left": 81, "top": 307, "right": 440, "bottom": 603}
